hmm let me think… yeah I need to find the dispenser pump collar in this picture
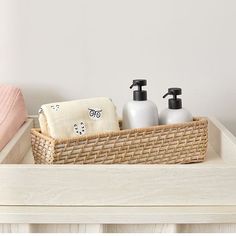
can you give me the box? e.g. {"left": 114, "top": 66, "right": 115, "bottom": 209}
{"left": 130, "top": 79, "right": 147, "bottom": 101}
{"left": 163, "top": 88, "right": 182, "bottom": 109}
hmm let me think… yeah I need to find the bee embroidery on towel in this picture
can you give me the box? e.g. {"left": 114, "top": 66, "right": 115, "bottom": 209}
{"left": 74, "top": 121, "right": 86, "bottom": 135}
{"left": 38, "top": 107, "right": 43, "bottom": 114}
{"left": 88, "top": 108, "right": 102, "bottom": 120}
{"left": 51, "top": 104, "right": 60, "bottom": 111}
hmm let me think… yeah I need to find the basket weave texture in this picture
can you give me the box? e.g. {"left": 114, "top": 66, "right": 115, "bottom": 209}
{"left": 31, "top": 117, "right": 208, "bottom": 164}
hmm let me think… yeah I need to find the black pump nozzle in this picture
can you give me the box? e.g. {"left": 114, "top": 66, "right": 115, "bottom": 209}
{"left": 163, "top": 88, "right": 182, "bottom": 109}
{"left": 130, "top": 79, "right": 147, "bottom": 101}
{"left": 130, "top": 80, "right": 147, "bottom": 90}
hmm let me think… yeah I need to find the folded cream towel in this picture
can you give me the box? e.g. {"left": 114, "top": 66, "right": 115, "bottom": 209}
{"left": 38, "top": 97, "right": 120, "bottom": 139}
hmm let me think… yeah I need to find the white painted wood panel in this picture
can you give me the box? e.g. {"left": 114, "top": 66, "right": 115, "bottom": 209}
{"left": 0, "top": 119, "right": 33, "bottom": 164}
{"left": 0, "top": 224, "right": 32, "bottom": 233}
{"left": 1, "top": 163, "right": 236, "bottom": 206}
{"left": 105, "top": 224, "right": 178, "bottom": 233}
{"left": 0, "top": 223, "right": 104, "bottom": 233}
{"left": 0, "top": 117, "right": 236, "bottom": 206}
{"left": 208, "top": 117, "right": 236, "bottom": 163}
{"left": 1, "top": 206, "right": 236, "bottom": 224}
{"left": 2, "top": 223, "right": 236, "bottom": 233}
{"left": 179, "top": 224, "right": 236, "bottom": 233}
{"left": 104, "top": 224, "right": 236, "bottom": 233}
{"left": 1, "top": 117, "right": 236, "bottom": 233}
{"left": 31, "top": 224, "right": 104, "bottom": 233}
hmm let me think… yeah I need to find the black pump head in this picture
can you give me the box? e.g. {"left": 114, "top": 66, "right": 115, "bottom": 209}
{"left": 163, "top": 88, "right": 182, "bottom": 109}
{"left": 130, "top": 79, "right": 147, "bottom": 101}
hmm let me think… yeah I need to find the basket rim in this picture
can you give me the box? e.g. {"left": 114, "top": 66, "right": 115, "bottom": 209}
{"left": 31, "top": 116, "right": 208, "bottom": 144}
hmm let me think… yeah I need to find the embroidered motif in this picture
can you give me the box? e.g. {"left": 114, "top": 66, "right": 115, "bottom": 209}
{"left": 88, "top": 108, "right": 102, "bottom": 120}
{"left": 51, "top": 104, "right": 60, "bottom": 111}
{"left": 74, "top": 121, "right": 86, "bottom": 135}
{"left": 38, "top": 107, "right": 43, "bottom": 114}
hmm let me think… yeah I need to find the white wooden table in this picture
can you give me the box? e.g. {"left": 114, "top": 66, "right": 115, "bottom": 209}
{"left": 0, "top": 117, "right": 236, "bottom": 233}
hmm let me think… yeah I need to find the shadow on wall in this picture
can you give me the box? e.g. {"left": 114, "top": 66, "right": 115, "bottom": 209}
{"left": 22, "top": 87, "right": 66, "bottom": 115}
{"left": 221, "top": 119, "right": 236, "bottom": 137}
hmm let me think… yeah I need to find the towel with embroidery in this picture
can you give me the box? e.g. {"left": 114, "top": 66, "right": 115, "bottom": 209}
{"left": 38, "top": 97, "right": 120, "bottom": 139}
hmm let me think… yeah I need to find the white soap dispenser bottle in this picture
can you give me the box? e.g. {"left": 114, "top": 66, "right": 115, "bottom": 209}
{"left": 122, "top": 79, "right": 159, "bottom": 129}
{"left": 159, "top": 88, "right": 193, "bottom": 125}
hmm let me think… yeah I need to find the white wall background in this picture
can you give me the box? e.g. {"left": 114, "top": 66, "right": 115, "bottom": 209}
{"left": 1, "top": 0, "right": 236, "bottom": 134}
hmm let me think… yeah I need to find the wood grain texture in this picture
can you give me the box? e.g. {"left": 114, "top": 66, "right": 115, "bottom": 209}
{"left": 2, "top": 223, "right": 236, "bottom": 233}
{"left": 105, "top": 224, "right": 178, "bottom": 233}
{"left": 0, "top": 223, "right": 104, "bottom": 233}
{"left": 1, "top": 206, "right": 236, "bottom": 224}
{"left": 0, "top": 119, "right": 33, "bottom": 164}
{"left": 1, "top": 163, "right": 236, "bottom": 206}
{"left": 30, "top": 224, "right": 104, "bottom": 233}
{"left": 105, "top": 224, "right": 236, "bottom": 233}
{"left": 208, "top": 117, "right": 236, "bottom": 163}
{"left": 0, "top": 224, "right": 32, "bottom": 233}
{"left": 179, "top": 224, "right": 236, "bottom": 233}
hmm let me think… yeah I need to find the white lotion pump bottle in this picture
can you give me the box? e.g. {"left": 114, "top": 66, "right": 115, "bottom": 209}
{"left": 122, "top": 79, "right": 159, "bottom": 129}
{"left": 159, "top": 88, "right": 193, "bottom": 125}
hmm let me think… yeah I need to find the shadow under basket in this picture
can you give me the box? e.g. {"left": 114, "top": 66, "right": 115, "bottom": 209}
{"left": 31, "top": 117, "right": 208, "bottom": 164}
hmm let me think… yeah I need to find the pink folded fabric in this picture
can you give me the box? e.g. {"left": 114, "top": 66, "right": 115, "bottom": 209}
{"left": 0, "top": 85, "right": 27, "bottom": 151}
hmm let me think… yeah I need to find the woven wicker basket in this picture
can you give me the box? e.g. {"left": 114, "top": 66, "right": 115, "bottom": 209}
{"left": 31, "top": 117, "right": 208, "bottom": 165}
